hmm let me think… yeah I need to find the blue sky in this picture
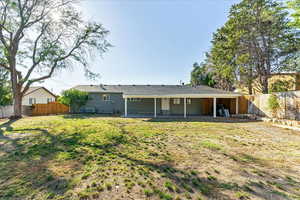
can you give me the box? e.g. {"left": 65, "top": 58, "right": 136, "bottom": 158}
{"left": 42, "top": 0, "right": 239, "bottom": 94}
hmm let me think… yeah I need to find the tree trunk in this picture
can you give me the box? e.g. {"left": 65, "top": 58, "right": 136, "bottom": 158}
{"left": 248, "top": 83, "right": 253, "bottom": 95}
{"left": 10, "top": 58, "right": 23, "bottom": 119}
{"left": 261, "top": 76, "right": 269, "bottom": 94}
{"left": 12, "top": 93, "right": 22, "bottom": 119}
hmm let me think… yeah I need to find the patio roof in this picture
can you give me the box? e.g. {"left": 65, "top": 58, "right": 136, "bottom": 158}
{"left": 73, "top": 85, "right": 241, "bottom": 98}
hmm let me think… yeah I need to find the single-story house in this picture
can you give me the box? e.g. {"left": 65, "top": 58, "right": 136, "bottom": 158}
{"left": 22, "top": 87, "right": 57, "bottom": 106}
{"left": 74, "top": 84, "right": 241, "bottom": 118}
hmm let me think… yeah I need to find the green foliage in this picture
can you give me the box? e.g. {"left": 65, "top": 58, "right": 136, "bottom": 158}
{"left": 194, "top": 0, "right": 300, "bottom": 93}
{"left": 269, "top": 79, "right": 294, "bottom": 93}
{"left": 190, "top": 62, "right": 216, "bottom": 87}
{"left": 0, "top": 68, "right": 12, "bottom": 106}
{"left": 288, "top": 0, "right": 300, "bottom": 28}
{"left": 1, "top": 116, "right": 300, "bottom": 199}
{"left": 268, "top": 94, "right": 280, "bottom": 114}
{"left": 0, "top": 0, "right": 110, "bottom": 117}
{"left": 58, "top": 89, "right": 88, "bottom": 112}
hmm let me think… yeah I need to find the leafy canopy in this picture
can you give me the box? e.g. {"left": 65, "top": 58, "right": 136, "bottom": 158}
{"left": 0, "top": 0, "right": 110, "bottom": 117}
{"left": 190, "top": 62, "right": 215, "bottom": 87}
{"left": 58, "top": 89, "right": 89, "bottom": 112}
{"left": 192, "top": 0, "right": 300, "bottom": 94}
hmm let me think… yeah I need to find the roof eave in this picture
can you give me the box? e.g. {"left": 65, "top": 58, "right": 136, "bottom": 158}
{"left": 123, "top": 93, "right": 241, "bottom": 98}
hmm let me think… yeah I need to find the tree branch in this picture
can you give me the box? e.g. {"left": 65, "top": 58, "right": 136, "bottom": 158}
{"left": 0, "top": 62, "right": 9, "bottom": 70}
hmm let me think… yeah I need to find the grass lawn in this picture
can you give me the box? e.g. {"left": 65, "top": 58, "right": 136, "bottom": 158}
{"left": 0, "top": 115, "right": 299, "bottom": 200}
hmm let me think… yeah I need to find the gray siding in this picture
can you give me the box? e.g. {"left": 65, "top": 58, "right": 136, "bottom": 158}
{"left": 81, "top": 94, "right": 202, "bottom": 116}
{"left": 187, "top": 98, "right": 202, "bottom": 115}
{"left": 128, "top": 98, "right": 161, "bottom": 115}
{"left": 82, "top": 93, "right": 124, "bottom": 114}
{"left": 170, "top": 98, "right": 202, "bottom": 115}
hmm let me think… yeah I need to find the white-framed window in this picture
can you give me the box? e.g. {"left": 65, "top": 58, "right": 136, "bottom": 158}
{"left": 187, "top": 98, "right": 192, "bottom": 105}
{"left": 47, "top": 98, "right": 53, "bottom": 103}
{"left": 29, "top": 98, "right": 36, "bottom": 105}
{"left": 129, "top": 98, "right": 141, "bottom": 102}
{"left": 173, "top": 98, "right": 180, "bottom": 104}
{"left": 102, "top": 94, "right": 111, "bottom": 101}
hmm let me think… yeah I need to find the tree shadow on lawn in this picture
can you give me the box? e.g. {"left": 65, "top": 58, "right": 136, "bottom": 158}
{"left": 0, "top": 119, "right": 19, "bottom": 138}
{"left": 0, "top": 121, "right": 299, "bottom": 200}
{"left": 0, "top": 125, "right": 129, "bottom": 199}
{"left": 116, "top": 149, "right": 300, "bottom": 200}
{"left": 0, "top": 127, "right": 76, "bottom": 199}
{"left": 219, "top": 150, "right": 300, "bottom": 200}
{"left": 237, "top": 165, "right": 300, "bottom": 200}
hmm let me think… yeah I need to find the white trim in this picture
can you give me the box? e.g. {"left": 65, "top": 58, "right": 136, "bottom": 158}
{"left": 125, "top": 98, "right": 128, "bottom": 117}
{"left": 184, "top": 97, "right": 187, "bottom": 118}
{"left": 154, "top": 98, "right": 157, "bottom": 118}
{"left": 123, "top": 94, "right": 240, "bottom": 98}
{"left": 213, "top": 98, "right": 217, "bottom": 118}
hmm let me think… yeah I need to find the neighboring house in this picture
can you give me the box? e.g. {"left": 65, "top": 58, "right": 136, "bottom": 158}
{"left": 237, "top": 72, "right": 300, "bottom": 94}
{"left": 73, "top": 84, "right": 240, "bottom": 118}
{"left": 22, "top": 87, "right": 56, "bottom": 106}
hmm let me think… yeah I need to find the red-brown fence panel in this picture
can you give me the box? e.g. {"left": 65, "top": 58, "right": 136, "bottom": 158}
{"left": 32, "top": 102, "right": 69, "bottom": 116}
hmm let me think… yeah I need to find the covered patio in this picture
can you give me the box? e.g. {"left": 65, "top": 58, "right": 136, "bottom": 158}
{"left": 123, "top": 93, "right": 241, "bottom": 118}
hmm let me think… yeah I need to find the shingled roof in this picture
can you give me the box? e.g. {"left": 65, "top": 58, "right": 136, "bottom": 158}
{"left": 73, "top": 85, "right": 240, "bottom": 97}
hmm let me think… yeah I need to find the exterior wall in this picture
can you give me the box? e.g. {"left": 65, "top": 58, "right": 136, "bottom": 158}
{"left": 170, "top": 98, "right": 202, "bottom": 115}
{"left": 82, "top": 93, "right": 124, "bottom": 114}
{"left": 128, "top": 98, "right": 161, "bottom": 115}
{"left": 82, "top": 94, "right": 204, "bottom": 116}
{"left": 22, "top": 89, "right": 56, "bottom": 106}
{"left": 81, "top": 94, "right": 237, "bottom": 117}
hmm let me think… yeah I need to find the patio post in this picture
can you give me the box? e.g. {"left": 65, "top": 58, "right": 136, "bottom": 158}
{"left": 213, "top": 97, "right": 217, "bottom": 118}
{"left": 125, "top": 98, "right": 128, "bottom": 117}
{"left": 236, "top": 97, "right": 239, "bottom": 115}
{"left": 184, "top": 97, "right": 187, "bottom": 118}
{"left": 154, "top": 98, "right": 157, "bottom": 118}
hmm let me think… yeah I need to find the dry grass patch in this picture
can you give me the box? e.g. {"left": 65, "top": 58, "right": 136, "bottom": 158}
{"left": 0, "top": 115, "right": 299, "bottom": 200}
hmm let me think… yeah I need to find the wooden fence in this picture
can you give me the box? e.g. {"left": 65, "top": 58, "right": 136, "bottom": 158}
{"left": 237, "top": 91, "right": 300, "bottom": 120}
{"left": 238, "top": 96, "right": 251, "bottom": 114}
{"left": 32, "top": 102, "right": 69, "bottom": 116}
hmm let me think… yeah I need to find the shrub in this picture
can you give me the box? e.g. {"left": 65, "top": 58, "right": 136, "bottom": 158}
{"left": 268, "top": 94, "right": 280, "bottom": 117}
{"left": 58, "top": 89, "right": 89, "bottom": 113}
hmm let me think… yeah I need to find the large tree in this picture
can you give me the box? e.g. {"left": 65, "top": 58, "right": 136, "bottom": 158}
{"left": 231, "top": 0, "right": 298, "bottom": 93}
{"left": 197, "top": 0, "right": 299, "bottom": 94}
{"left": 0, "top": 0, "right": 110, "bottom": 118}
